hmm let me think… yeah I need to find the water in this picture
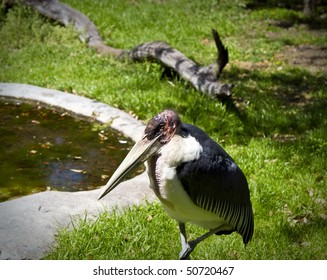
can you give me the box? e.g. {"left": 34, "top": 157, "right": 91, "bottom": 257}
{"left": 0, "top": 97, "right": 141, "bottom": 202}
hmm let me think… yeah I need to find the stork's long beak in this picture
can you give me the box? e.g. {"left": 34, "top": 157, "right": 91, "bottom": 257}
{"left": 97, "top": 135, "right": 160, "bottom": 200}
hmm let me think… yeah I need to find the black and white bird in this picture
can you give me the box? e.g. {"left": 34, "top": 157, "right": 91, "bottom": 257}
{"left": 98, "top": 110, "right": 254, "bottom": 259}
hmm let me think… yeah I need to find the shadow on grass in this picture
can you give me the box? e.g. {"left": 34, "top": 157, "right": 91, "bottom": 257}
{"left": 244, "top": 0, "right": 327, "bottom": 30}
{"left": 223, "top": 65, "right": 327, "bottom": 139}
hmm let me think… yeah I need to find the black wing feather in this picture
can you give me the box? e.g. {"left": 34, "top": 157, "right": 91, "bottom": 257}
{"left": 177, "top": 123, "right": 254, "bottom": 244}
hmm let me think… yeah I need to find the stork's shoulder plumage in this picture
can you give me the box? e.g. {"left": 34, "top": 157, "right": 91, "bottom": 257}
{"left": 176, "top": 123, "right": 254, "bottom": 244}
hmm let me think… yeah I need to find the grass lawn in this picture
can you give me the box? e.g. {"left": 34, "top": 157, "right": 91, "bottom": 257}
{"left": 1, "top": 0, "right": 326, "bottom": 259}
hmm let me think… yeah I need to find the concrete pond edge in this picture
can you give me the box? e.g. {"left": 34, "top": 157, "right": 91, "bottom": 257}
{"left": 0, "top": 83, "right": 156, "bottom": 260}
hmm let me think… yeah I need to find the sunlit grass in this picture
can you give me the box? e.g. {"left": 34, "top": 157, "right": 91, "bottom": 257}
{"left": 1, "top": 0, "right": 326, "bottom": 260}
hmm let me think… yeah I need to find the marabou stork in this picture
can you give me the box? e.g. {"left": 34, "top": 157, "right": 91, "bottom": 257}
{"left": 98, "top": 110, "right": 254, "bottom": 260}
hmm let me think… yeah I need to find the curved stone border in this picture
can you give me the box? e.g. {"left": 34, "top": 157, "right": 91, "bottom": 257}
{"left": 0, "top": 83, "right": 156, "bottom": 260}
{"left": 0, "top": 83, "right": 145, "bottom": 142}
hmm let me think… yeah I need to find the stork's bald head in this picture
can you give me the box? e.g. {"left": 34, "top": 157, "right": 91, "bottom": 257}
{"left": 144, "top": 110, "right": 181, "bottom": 144}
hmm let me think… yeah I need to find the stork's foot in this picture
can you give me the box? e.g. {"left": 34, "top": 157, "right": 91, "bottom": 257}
{"left": 179, "top": 241, "right": 196, "bottom": 260}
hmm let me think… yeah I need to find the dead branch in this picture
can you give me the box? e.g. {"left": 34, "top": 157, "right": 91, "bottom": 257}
{"left": 7, "top": 0, "right": 233, "bottom": 98}
{"left": 127, "top": 35, "right": 232, "bottom": 98}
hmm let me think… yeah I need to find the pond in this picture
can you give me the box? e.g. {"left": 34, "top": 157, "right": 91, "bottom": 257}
{"left": 0, "top": 97, "right": 140, "bottom": 202}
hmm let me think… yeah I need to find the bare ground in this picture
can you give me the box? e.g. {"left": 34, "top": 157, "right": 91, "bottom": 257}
{"left": 276, "top": 44, "right": 327, "bottom": 74}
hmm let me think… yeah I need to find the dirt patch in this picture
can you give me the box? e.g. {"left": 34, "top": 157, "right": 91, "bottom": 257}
{"left": 228, "top": 44, "right": 327, "bottom": 74}
{"left": 276, "top": 44, "right": 327, "bottom": 74}
{"left": 228, "top": 60, "right": 271, "bottom": 71}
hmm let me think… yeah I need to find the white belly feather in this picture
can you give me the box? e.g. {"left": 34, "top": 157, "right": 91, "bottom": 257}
{"left": 146, "top": 134, "right": 232, "bottom": 230}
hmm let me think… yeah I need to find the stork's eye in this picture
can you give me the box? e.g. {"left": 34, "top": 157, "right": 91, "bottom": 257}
{"left": 169, "top": 120, "right": 176, "bottom": 128}
{"left": 155, "top": 121, "right": 165, "bottom": 135}
{"left": 144, "top": 118, "right": 166, "bottom": 140}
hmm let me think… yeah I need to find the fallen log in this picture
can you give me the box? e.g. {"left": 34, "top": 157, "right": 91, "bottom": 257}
{"left": 127, "top": 35, "right": 232, "bottom": 98}
{"left": 7, "top": 0, "right": 233, "bottom": 98}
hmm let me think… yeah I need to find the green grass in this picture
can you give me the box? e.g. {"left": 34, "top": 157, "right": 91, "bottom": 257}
{"left": 1, "top": 0, "right": 326, "bottom": 259}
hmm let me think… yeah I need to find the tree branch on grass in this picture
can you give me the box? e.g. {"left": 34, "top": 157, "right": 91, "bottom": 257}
{"left": 7, "top": 0, "right": 233, "bottom": 98}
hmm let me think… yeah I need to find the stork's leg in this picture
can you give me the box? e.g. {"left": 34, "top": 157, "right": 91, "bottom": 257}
{"left": 179, "top": 225, "right": 226, "bottom": 260}
{"left": 178, "top": 223, "right": 191, "bottom": 260}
